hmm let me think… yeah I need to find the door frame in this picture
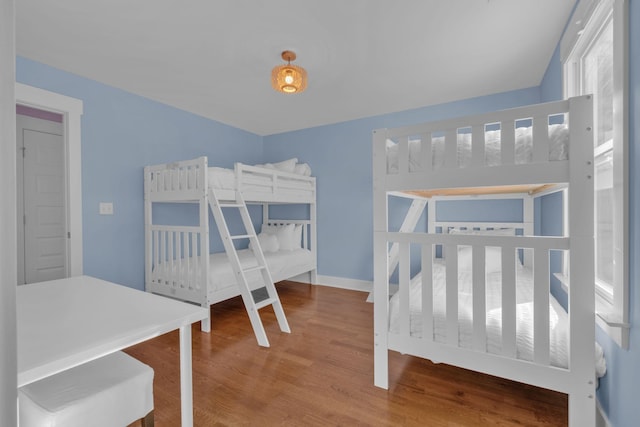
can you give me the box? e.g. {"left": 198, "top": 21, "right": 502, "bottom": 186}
{"left": 15, "top": 83, "right": 84, "bottom": 277}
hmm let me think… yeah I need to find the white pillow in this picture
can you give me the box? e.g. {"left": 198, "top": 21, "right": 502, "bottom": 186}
{"left": 249, "top": 233, "right": 279, "bottom": 253}
{"left": 293, "top": 224, "right": 303, "bottom": 248}
{"left": 449, "top": 227, "right": 516, "bottom": 236}
{"left": 452, "top": 228, "right": 520, "bottom": 273}
{"left": 254, "top": 158, "right": 298, "bottom": 174}
{"left": 254, "top": 163, "right": 275, "bottom": 170}
{"left": 271, "top": 158, "right": 298, "bottom": 173}
{"left": 458, "top": 246, "right": 502, "bottom": 274}
{"left": 294, "top": 162, "right": 312, "bottom": 176}
{"left": 262, "top": 223, "right": 297, "bottom": 251}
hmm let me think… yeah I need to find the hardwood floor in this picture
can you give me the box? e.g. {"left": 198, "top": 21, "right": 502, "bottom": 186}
{"left": 126, "top": 281, "right": 567, "bottom": 426}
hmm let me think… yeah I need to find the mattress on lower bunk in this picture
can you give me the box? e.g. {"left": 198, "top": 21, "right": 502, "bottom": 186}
{"left": 388, "top": 259, "right": 605, "bottom": 373}
{"left": 386, "top": 123, "right": 569, "bottom": 173}
{"left": 153, "top": 248, "right": 313, "bottom": 293}
{"left": 206, "top": 248, "right": 314, "bottom": 293}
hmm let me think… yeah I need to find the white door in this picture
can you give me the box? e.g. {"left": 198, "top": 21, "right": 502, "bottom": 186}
{"left": 16, "top": 114, "right": 67, "bottom": 285}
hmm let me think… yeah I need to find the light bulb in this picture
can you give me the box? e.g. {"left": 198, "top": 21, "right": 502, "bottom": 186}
{"left": 284, "top": 71, "right": 294, "bottom": 85}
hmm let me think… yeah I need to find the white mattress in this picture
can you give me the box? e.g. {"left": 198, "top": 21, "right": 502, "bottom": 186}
{"left": 153, "top": 248, "right": 313, "bottom": 290}
{"left": 386, "top": 123, "right": 569, "bottom": 173}
{"left": 207, "top": 248, "right": 314, "bottom": 291}
{"left": 206, "top": 167, "right": 315, "bottom": 204}
{"left": 388, "top": 260, "right": 605, "bottom": 374}
{"left": 207, "top": 166, "right": 314, "bottom": 191}
{"left": 208, "top": 167, "right": 237, "bottom": 190}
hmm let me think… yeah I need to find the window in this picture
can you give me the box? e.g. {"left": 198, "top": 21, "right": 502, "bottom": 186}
{"left": 562, "top": 0, "right": 629, "bottom": 348}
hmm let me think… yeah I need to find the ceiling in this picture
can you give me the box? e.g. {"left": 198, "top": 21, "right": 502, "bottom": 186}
{"left": 16, "top": 1, "right": 575, "bottom": 136}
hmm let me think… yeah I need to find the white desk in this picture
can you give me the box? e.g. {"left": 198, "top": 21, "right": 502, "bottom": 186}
{"left": 17, "top": 275, "right": 208, "bottom": 427}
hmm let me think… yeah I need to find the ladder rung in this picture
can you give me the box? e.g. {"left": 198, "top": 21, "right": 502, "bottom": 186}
{"left": 243, "top": 265, "right": 266, "bottom": 273}
{"left": 230, "top": 234, "right": 252, "bottom": 240}
{"left": 219, "top": 202, "right": 243, "bottom": 208}
{"left": 254, "top": 297, "right": 277, "bottom": 310}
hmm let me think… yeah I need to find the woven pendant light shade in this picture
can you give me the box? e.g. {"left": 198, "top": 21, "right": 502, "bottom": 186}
{"left": 271, "top": 51, "right": 307, "bottom": 94}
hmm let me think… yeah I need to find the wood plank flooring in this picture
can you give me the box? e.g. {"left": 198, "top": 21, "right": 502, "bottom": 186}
{"left": 126, "top": 281, "right": 567, "bottom": 426}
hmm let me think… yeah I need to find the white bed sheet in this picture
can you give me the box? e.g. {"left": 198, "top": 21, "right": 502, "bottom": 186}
{"left": 386, "top": 124, "right": 569, "bottom": 173}
{"left": 208, "top": 167, "right": 236, "bottom": 190}
{"left": 207, "top": 166, "right": 314, "bottom": 192}
{"left": 206, "top": 248, "right": 314, "bottom": 290}
{"left": 388, "top": 260, "right": 605, "bottom": 374}
{"left": 207, "top": 166, "right": 315, "bottom": 201}
{"left": 153, "top": 248, "right": 313, "bottom": 292}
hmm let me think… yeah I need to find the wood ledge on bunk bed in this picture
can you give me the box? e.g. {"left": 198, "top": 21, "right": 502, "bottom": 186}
{"left": 396, "top": 183, "right": 561, "bottom": 199}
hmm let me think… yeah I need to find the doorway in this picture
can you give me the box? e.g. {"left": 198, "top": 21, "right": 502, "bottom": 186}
{"left": 16, "top": 108, "right": 66, "bottom": 284}
{"left": 15, "top": 83, "right": 84, "bottom": 282}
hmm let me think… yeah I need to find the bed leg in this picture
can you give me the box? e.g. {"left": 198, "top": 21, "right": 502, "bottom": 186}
{"left": 568, "top": 391, "right": 596, "bottom": 427}
{"left": 310, "top": 269, "right": 318, "bottom": 285}
{"left": 374, "top": 336, "right": 389, "bottom": 389}
{"left": 200, "top": 305, "right": 211, "bottom": 333}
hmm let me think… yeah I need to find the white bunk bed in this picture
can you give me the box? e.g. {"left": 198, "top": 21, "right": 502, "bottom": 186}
{"left": 373, "top": 96, "right": 597, "bottom": 427}
{"left": 144, "top": 156, "right": 317, "bottom": 334}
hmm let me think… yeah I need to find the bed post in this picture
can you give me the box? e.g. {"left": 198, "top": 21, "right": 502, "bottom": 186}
{"left": 310, "top": 200, "right": 318, "bottom": 284}
{"left": 567, "top": 95, "right": 596, "bottom": 427}
{"left": 262, "top": 203, "right": 269, "bottom": 229}
{"left": 522, "top": 196, "right": 534, "bottom": 267}
{"left": 143, "top": 166, "right": 152, "bottom": 293}
{"left": 427, "top": 200, "right": 435, "bottom": 233}
{"left": 373, "top": 129, "right": 389, "bottom": 389}
{"left": 200, "top": 157, "right": 211, "bottom": 332}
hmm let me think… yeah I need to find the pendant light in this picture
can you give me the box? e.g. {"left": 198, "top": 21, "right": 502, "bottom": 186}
{"left": 271, "top": 50, "right": 307, "bottom": 94}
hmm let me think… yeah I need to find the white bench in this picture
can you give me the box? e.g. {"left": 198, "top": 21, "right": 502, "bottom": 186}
{"left": 19, "top": 351, "right": 154, "bottom": 427}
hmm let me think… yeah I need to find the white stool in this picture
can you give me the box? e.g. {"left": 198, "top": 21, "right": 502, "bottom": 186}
{"left": 19, "top": 351, "right": 154, "bottom": 427}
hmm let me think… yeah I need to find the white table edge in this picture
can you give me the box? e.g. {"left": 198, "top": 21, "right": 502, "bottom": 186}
{"left": 17, "top": 276, "right": 208, "bottom": 427}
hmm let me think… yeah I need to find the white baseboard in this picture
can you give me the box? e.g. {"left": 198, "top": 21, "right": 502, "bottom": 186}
{"left": 310, "top": 275, "right": 399, "bottom": 303}
{"left": 365, "top": 283, "right": 399, "bottom": 303}
{"left": 287, "top": 271, "right": 314, "bottom": 284}
{"left": 315, "top": 274, "right": 372, "bottom": 294}
{"left": 596, "top": 399, "right": 611, "bottom": 427}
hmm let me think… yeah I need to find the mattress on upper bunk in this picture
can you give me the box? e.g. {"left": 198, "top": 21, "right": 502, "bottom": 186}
{"left": 386, "top": 123, "right": 569, "bottom": 173}
{"left": 207, "top": 158, "right": 313, "bottom": 191}
{"left": 388, "top": 257, "right": 604, "bottom": 374}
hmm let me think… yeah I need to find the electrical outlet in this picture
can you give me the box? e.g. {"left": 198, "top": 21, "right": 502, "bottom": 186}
{"left": 99, "top": 202, "right": 114, "bottom": 215}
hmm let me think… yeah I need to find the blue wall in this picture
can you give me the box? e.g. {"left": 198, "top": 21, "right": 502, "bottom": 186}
{"left": 16, "top": 57, "right": 263, "bottom": 290}
{"left": 540, "top": 45, "right": 563, "bottom": 103}
{"left": 436, "top": 199, "right": 523, "bottom": 223}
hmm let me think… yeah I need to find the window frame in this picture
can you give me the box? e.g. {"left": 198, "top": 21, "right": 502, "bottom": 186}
{"left": 561, "top": 0, "right": 629, "bottom": 348}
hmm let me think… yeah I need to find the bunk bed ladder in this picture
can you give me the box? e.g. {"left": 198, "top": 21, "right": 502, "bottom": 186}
{"left": 207, "top": 188, "right": 290, "bottom": 347}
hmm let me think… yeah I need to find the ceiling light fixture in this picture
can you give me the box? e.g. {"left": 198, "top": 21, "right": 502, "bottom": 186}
{"left": 271, "top": 50, "right": 307, "bottom": 94}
